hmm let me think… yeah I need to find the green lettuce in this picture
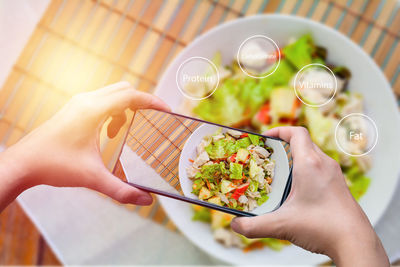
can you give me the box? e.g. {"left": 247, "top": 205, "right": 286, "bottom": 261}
{"left": 236, "top": 137, "right": 251, "bottom": 149}
{"left": 201, "top": 163, "right": 226, "bottom": 180}
{"left": 248, "top": 134, "right": 261, "bottom": 146}
{"left": 261, "top": 238, "right": 285, "bottom": 251}
{"left": 349, "top": 176, "right": 370, "bottom": 201}
{"left": 205, "top": 139, "right": 234, "bottom": 159}
{"left": 249, "top": 180, "right": 259, "bottom": 192}
{"left": 304, "top": 107, "right": 334, "bottom": 147}
{"left": 283, "top": 34, "right": 314, "bottom": 69}
{"left": 257, "top": 192, "right": 269, "bottom": 206}
{"left": 345, "top": 163, "right": 371, "bottom": 201}
{"left": 192, "top": 207, "right": 211, "bottom": 222}
{"left": 229, "top": 162, "right": 243, "bottom": 179}
{"left": 191, "top": 179, "right": 204, "bottom": 195}
{"left": 205, "top": 137, "right": 251, "bottom": 160}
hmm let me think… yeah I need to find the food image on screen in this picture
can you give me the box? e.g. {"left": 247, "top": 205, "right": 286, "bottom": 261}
{"left": 186, "top": 129, "right": 275, "bottom": 212}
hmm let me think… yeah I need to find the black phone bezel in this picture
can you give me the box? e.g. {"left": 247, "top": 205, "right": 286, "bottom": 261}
{"left": 114, "top": 109, "right": 293, "bottom": 217}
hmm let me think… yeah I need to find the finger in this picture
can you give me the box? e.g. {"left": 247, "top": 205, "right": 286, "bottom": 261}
{"left": 312, "top": 143, "right": 325, "bottom": 156}
{"left": 265, "top": 126, "right": 314, "bottom": 157}
{"left": 93, "top": 171, "right": 153, "bottom": 205}
{"left": 231, "top": 211, "right": 285, "bottom": 239}
{"left": 103, "top": 89, "right": 171, "bottom": 116}
{"left": 107, "top": 113, "right": 127, "bottom": 138}
{"left": 92, "top": 81, "right": 132, "bottom": 96}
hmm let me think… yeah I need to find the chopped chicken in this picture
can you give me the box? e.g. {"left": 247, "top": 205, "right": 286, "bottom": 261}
{"left": 247, "top": 144, "right": 255, "bottom": 150}
{"left": 218, "top": 193, "right": 229, "bottom": 205}
{"left": 319, "top": 97, "right": 336, "bottom": 115}
{"left": 265, "top": 183, "right": 272, "bottom": 194}
{"left": 193, "top": 151, "right": 209, "bottom": 168}
{"left": 252, "top": 153, "right": 265, "bottom": 165}
{"left": 339, "top": 153, "right": 352, "bottom": 167}
{"left": 227, "top": 129, "right": 242, "bottom": 138}
{"left": 247, "top": 191, "right": 261, "bottom": 199}
{"left": 212, "top": 133, "right": 225, "bottom": 142}
{"left": 356, "top": 155, "right": 372, "bottom": 173}
{"left": 247, "top": 197, "right": 257, "bottom": 211}
{"left": 253, "top": 146, "right": 270, "bottom": 158}
{"left": 258, "top": 178, "right": 266, "bottom": 190}
{"left": 263, "top": 160, "right": 275, "bottom": 177}
{"left": 196, "top": 138, "right": 211, "bottom": 155}
{"left": 186, "top": 165, "right": 199, "bottom": 178}
{"left": 213, "top": 228, "right": 244, "bottom": 248}
{"left": 239, "top": 41, "right": 270, "bottom": 69}
{"left": 340, "top": 94, "right": 363, "bottom": 117}
{"left": 238, "top": 195, "right": 248, "bottom": 204}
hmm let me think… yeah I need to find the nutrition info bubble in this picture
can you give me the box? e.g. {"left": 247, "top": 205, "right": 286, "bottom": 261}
{"left": 176, "top": 56, "right": 219, "bottom": 100}
{"left": 335, "top": 113, "right": 378, "bottom": 157}
{"left": 293, "top": 63, "right": 337, "bottom": 107}
{"left": 236, "top": 35, "right": 280, "bottom": 79}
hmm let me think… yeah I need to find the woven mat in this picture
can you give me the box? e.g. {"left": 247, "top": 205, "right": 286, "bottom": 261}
{"left": 1, "top": 0, "right": 399, "bottom": 231}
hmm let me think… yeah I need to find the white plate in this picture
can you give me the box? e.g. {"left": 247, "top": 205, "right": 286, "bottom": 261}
{"left": 178, "top": 124, "right": 290, "bottom": 215}
{"left": 155, "top": 14, "right": 400, "bottom": 265}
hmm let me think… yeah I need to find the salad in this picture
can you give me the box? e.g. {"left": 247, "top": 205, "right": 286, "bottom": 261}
{"left": 186, "top": 129, "right": 275, "bottom": 212}
{"left": 185, "top": 34, "right": 372, "bottom": 250}
{"left": 192, "top": 205, "right": 290, "bottom": 252}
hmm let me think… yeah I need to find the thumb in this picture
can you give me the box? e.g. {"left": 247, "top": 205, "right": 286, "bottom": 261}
{"left": 231, "top": 211, "right": 286, "bottom": 239}
{"left": 92, "top": 171, "right": 153, "bottom": 205}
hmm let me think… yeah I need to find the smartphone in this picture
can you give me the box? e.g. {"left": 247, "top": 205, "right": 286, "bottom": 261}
{"left": 116, "top": 109, "right": 292, "bottom": 217}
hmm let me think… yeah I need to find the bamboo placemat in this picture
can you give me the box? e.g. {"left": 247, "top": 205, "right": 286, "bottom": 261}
{"left": 1, "top": 0, "right": 399, "bottom": 235}
{"left": 124, "top": 109, "right": 202, "bottom": 193}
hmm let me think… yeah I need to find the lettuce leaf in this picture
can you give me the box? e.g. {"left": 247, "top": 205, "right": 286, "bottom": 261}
{"left": 192, "top": 207, "right": 211, "bottom": 222}
{"left": 283, "top": 34, "right": 314, "bottom": 69}
{"left": 257, "top": 192, "right": 269, "bottom": 206}
{"left": 205, "top": 139, "right": 233, "bottom": 159}
{"left": 248, "top": 134, "right": 261, "bottom": 146}
{"left": 193, "top": 80, "right": 247, "bottom": 126}
{"left": 261, "top": 238, "right": 285, "bottom": 251}
{"left": 249, "top": 159, "right": 264, "bottom": 179}
{"left": 344, "top": 162, "right": 371, "bottom": 201}
{"left": 201, "top": 164, "right": 226, "bottom": 180}
{"left": 229, "top": 162, "right": 243, "bottom": 179}
{"left": 249, "top": 180, "right": 259, "bottom": 192}
{"left": 236, "top": 137, "right": 251, "bottom": 149}
{"left": 304, "top": 106, "right": 334, "bottom": 147}
{"left": 260, "top": 59, "right": 296, "bottom": 88}
{"left": 349, "top": 176, "right": 370, "bottom": 201}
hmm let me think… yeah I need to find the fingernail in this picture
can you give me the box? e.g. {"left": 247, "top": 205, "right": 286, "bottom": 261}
{"left": 136, "top": 195, "right": 153, "bottom": 205}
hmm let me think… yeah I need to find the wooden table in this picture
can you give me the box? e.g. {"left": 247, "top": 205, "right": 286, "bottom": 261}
{"left": 0, "top": 202, "right": 60, "bottom": 265}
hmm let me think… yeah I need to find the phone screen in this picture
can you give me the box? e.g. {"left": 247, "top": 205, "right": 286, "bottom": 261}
{"left": 117, "top": 109, "right": 292, "bottom": 216}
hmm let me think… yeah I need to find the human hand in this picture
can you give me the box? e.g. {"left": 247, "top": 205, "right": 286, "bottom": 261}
{"left": 231, "top": 127, "right": 388, "bottom": 266}
{"left": 0, "top": 82, "right": 170, "bottom": 210}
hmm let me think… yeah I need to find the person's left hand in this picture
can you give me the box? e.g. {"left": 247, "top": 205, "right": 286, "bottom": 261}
{"left": 0, "top": 82, "right": 170, "bottom": 208}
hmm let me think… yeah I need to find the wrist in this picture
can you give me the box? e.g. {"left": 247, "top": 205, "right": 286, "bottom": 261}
{"left": 0, "top": 145, "right": 36, "bottom": 194}
{"left": 329, "top": 222, "right": 388, "bottom": 267}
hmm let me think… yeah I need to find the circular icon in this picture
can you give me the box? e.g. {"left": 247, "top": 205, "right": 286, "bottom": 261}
{"left": 293, "top": 63, "right": 337, "bottom": 107}
{"left": 335, "top": 113, "right": 378, "bottom": 157}
{"left": 236, "top": 35, "right": 280, "bottom": 79}
{"left": 176, "top": 56, "right": 220, "bottom": 100}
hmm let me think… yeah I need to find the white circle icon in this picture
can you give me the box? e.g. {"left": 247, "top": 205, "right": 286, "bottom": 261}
{"left": 236, "top": 35, "right": 280, "bottom": 79}
{"left": 293, "top": 63, "right": 337, "bottom": 107}
{"left": 176, "top": 56, "right": 220, "bottom": 100}
{"left": 335, "top": 113, "right": 378, "bottom": 157}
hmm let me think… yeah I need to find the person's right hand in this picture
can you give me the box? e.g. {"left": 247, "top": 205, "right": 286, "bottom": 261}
{"left": 231, "top": 127, "right": 388, "bottom": 267}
